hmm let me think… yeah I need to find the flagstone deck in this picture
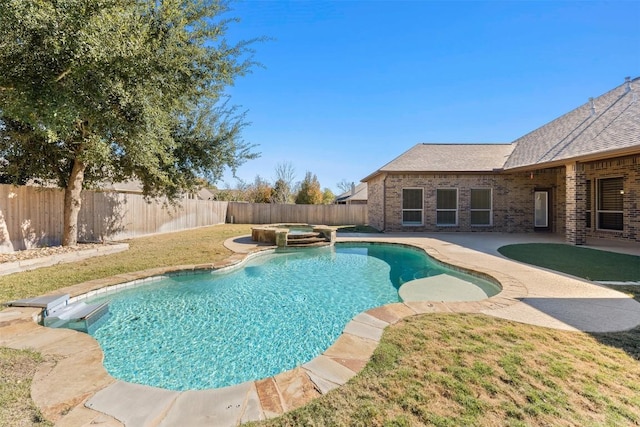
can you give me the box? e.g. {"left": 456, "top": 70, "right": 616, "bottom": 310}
{"left": 1, "top": 232, "right": 639, "bottom": 426}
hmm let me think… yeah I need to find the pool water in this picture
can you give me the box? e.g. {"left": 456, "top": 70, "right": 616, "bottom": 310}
{"left": 87, "top": 243, "right": 498, "bottom": 391}
{"left": 284, "top": 225, "right": 314, "bottom": 235}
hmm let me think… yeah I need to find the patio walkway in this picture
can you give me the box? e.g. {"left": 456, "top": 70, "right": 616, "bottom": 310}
{"left": 1, "top": 232, "right": 639, "bottom": 426}
{"left": 331, "top": 232, "right": 640, "bottom": 332}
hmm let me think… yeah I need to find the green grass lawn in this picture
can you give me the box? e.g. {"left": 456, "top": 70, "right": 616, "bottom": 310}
{"left": 250, "top": 312, "right": 640, "bottom": 427}
{"left": 1, "top": 227, "right": 639, "bottom": 426}
{"left": 0, "top": 224, "right": 254, "bottom": 304}
{"left": 0, "top": 348, "right": 52, "bottom": 427}
{"left": 498, "top": 243, "right": 640, "bottom": 282}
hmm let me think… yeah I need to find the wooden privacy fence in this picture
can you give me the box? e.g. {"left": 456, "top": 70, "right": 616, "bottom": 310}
{"left": 227, "top": 202, "right": 368, "bottom": 226}
{"left": 0, "top": 184, "right": 368, "bottom": 252}
{"left": 0, "top": 184, "right": 228, "bottom": 252}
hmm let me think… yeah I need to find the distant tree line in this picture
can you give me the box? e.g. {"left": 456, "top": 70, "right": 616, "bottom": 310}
{"left": 213, "top": 161, "right": 337, "bottom": 204}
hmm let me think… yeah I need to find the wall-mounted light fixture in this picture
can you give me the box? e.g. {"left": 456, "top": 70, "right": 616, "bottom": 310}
{"left": 620, "top": 189, "right": 625, "bottom": 195}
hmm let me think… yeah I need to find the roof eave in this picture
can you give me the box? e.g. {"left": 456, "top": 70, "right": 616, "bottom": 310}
{"left": 378, "top": 169, "right": 505, "bottom": 175}
{"left": 361, "top": 170, "right": 385, "bottom": 182}
{"left": 504, "top": 145, "right": 640, "bottom": 172}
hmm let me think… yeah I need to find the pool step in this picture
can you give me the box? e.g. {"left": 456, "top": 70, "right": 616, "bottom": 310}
{"left": 44, "top": 301, "right": 110, "bottom": 333}
{"left": 288, "top": 240, "right": 331, "bottom": 247}
{"left": 287, "top": 232, "right": 322, "bottom": 240}
{"left": 9, "top": 293, "right": 109, "bottom": 333}
{"left": 286, "top": 232, "right": 330, "bottom": 247}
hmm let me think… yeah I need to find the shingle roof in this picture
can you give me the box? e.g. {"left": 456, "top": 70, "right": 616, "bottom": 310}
{"left": 363, "top": 77, "right": 640, "bottom": 182}
{"left": 363, "top": 77, "right": 640, "bottom": 181}
{"left": 504, "top": 77, "right": 640, "bottom": 169}
{"left": 335, "top": 182, "right": 368, "bottom": 202}
{"left": 364, "top": 143, "right": 514, "bottom": 180}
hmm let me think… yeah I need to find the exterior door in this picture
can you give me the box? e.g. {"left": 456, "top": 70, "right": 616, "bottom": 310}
{"left": 534, "top": 190, "right": 550, "bottom": 230}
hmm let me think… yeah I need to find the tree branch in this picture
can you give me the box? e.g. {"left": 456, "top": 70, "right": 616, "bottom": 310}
{"left": 55, "top": 68, "right": 72, "bottom": 82}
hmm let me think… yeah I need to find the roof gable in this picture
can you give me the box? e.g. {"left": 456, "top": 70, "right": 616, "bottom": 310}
{"left": 363, "top": 77, "right": 640, "bottom": 182}
{"left": 365, "top": 143, "right": 514, "bottom": 180}
{"left": 504, "top": 77, "right": 640, "bottom": 169}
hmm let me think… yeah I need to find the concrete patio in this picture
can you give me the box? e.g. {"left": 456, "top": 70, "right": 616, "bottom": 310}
{"left": 1, "top": 232, "right": 639, "bottom": 426}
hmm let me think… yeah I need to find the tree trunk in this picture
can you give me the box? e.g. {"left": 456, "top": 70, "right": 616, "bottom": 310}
{"left": 62, "top": 159, "right": 86, "bottom": 246}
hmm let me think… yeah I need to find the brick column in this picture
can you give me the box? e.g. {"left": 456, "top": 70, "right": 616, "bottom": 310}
{"left": 565, "top": 162, "right": 587, "bottom": 245}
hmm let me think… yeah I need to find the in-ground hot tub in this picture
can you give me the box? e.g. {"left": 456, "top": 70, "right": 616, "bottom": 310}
{"left": 251, "top": 224, "right": 336, "bottom": 247}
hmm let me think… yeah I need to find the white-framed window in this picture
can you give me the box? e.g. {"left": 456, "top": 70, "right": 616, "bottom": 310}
{"left": 470, "top": 188, "right": 492, "bottom": 226}
{"left": 436, "top": 188, "right": 457, "bottom": 226}
{"left": 402, "top": 188, "right": 423, "bottom": 226}
{"left": 597, "top": 177, "right": 623, "bottom": 231}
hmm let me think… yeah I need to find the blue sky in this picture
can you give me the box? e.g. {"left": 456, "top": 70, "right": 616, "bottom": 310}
{"left": 221, "top": 0, "right": 640, "bottom": 193}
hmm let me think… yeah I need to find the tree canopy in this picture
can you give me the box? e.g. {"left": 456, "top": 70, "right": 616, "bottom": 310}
{"left": 0, "top": 0, "right": 258, "bottom": 245}
{"left": 295, "top": 171, "right": 323, "bottom": 204}
{"left": 322, "top": 188, "right": 335, "bottom": 204}
{"left": 247, "top": 175, "right": 272, "bottom": 203}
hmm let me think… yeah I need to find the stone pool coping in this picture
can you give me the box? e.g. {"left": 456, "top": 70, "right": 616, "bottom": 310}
{"left": 2, "top": 234, "right": 640, "bottom": 426}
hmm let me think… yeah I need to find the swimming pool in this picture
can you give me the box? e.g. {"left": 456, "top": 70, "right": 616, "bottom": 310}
{"left": 86, "top": 243, "right": 499, "bottom": 391}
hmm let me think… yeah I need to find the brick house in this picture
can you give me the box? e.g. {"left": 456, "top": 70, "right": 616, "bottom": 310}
{"left": 363, "top": 77, "right": 640, "bottom": 244}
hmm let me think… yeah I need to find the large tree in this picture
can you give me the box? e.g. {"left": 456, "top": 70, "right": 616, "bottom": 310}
{"left": 322, "top": 188, "right": 335, "bottom": 205}
{"left": 295, "top": 171, "right": 323, "bottom": 205}
{"left": 247, "top": 175, "right": 272, "bottom": 203}
{"left": 272, "top": 161, "right": 295, "bottom": 204}
{"left": 0, "top": 0, "right": 258, "bottom": 245}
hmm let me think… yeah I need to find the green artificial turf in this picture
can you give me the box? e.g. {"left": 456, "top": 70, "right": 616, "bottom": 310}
{"left": 498, "top": 243, "right": 640, "bottom": 281}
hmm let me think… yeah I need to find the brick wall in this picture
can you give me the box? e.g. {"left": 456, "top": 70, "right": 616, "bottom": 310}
{"left": 565, "top": 162, "right": 587, "bottom": 244}
{"left": 367, "top": 168, "right": 565, "bottom": 233}
{"left": 366, "top": 154, "right": 639, "bottom": 243}
{"left": 585, "top": 155, "right": 640, "bottom": 242}
{"left": 366, "top": 174, "right": 385, "bottom": 231}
